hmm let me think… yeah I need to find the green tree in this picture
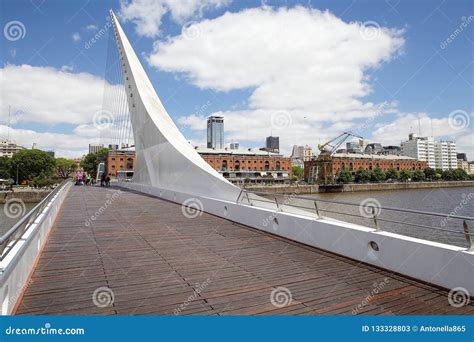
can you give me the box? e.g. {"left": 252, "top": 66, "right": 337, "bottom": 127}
{"left": 291, "top": 166, "right": 304, "bottom": 180}
{"left": 11, "top": 149, "right": 55, "bottom": 183}
{"left": 452, "top": 168, "right": 468, "bottom": 181}
{"left": 442, "top": 169, "right": 455, "bottom": 181}
{"left": 385, "top": 168, "right": 400, "bottom": 182}
{"left": 370, "top": 167, "right": 385, "bottom": 183}
{"left": 0, "top": 156, "right": 12, "bottom": 180}
{"left": 412, "top": 170, "right": 426, "bottom": 182}
{"left": 55, "top": 158, "right": 78, "bottom": 179}
{"left": 424, "top": 167, "right": 436, "bottom": 181}
{"left": 337, "top": 168, "right": 353, "bottom": 184}
{"left": 80, "top": 148, "right": 109, "bottom": 175}
{"left": 354, "top": 168, "right": 370, "bottom": 183}
{"left": 399, "top": 170, "right": 412, "bottom": 182}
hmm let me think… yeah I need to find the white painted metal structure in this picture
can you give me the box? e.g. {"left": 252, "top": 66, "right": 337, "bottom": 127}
{"left": 0, "top": 182, "right": 72, "bottom": 315}
{"left": 110, "top": 11, "right": 474, "bottom": 295}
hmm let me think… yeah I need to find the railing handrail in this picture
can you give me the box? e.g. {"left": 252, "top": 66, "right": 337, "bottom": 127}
{"left": 237, "top": 188, "right": 474, "bottom": 250}
{"left": 241, "top": 189, "right": 474, "bottom": 221}
{"left": 0, "top": 180, "right": 69, "bottom": 246}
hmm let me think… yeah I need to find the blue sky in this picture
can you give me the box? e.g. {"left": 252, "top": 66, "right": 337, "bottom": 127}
{"left": 0, "top": 0, "right": 472, "bottom": 158}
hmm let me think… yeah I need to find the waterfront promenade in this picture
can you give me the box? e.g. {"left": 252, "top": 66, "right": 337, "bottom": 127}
{"left": 15, "top": 186, "right": 474, "bottom": 315}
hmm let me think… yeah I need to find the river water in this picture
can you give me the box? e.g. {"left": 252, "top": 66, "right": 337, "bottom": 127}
{"left": 288, "top": 186, "right": 474, "bottom": 248}
{"left": 0, "top": 202, "right": 37, "bottom": 236}
{"left": 1, "top": 187, "right": 473, "bottom": 247}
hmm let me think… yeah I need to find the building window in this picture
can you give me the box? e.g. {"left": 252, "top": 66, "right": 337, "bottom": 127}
{"left": 127, "top": 158, "right": 133, "bottom": 170}
{"left": 264, "top": 161, "right": 270, "bottom": 171}
{"left": 222, "top": 160, "right": 227, "bottom": 171}
{"left": 276, "top": 161, "right": 281, "bottom": 170}
{"left": 235, "top": 160, "right": 240, "bottom": 171}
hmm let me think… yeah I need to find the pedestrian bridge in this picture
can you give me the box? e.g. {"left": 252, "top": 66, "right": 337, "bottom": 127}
{"left": 8, "top": 185, "right": 473, "bottom": 315}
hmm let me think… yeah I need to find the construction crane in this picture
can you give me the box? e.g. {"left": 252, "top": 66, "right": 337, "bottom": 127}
{"left": 316, "top": 132, "right": 364, "bottom": 185}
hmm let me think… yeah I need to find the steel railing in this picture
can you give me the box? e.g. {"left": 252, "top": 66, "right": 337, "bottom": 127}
{"left": 0, "top": 180, "right": 70, "bottom": 261}
{"left": 236, "top": 189, "right": 474, "bottom": 251}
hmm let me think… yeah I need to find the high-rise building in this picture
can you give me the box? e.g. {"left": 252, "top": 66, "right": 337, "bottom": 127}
{"left": 265, "top": 136, "right": 279, "bottom": 153}
{"left": 207, "top": 116, "right": 224, "bottom": 149}
{"left": 401, "top": 134, "right": 457, "bottom": 170}
{"left": 291, "top": 145, "right": 313, "bottom": 167}
{"left": 435, "top": 140, "right": 457, "bottom": 170}
{"left": 457, "top": 153, "right": 467, "bottom": 162}
{"left": 0, "top": 139, "right": 25, "bottom": 157}
{"left": 89, "top": 144, "right": 104, "bottom": 154}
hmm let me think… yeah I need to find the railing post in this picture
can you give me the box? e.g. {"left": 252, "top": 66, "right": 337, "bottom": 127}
{"left": 245, "top": 191, "right": 252, "bottom": 206}
{"left": 372, "top": 207, "right": 381, "bottom": 231}
{"left": 273, "top": 195, "right": 280, "bottom": 211}
{"left": 313, "top": 200, "right": 320, "bottom": 217}
{"left": 463, "top": 220, "right": 474, "bottom": 252}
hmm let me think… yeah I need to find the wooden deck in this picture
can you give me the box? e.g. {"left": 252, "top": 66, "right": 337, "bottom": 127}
{"left": 15, "top": 186, "right": 474, "bottom": 315}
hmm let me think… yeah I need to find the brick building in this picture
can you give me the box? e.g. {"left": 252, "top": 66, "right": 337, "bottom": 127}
{"left": 105, "top": 150, "right": 135, "bottom": 178}
{"left": 196, "top": 147, "right": 292, "bottom": 184}
{"left": 305, "top": 153, "right": 427, "bottom": 183}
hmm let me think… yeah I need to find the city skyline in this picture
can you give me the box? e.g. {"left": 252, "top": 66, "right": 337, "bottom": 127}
{"left": 0, "top": 0, "right": 472, "bottom": 159}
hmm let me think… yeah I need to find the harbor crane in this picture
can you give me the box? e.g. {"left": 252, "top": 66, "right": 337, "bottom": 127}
{"left": 316, "top": 132, "right": 364, "bottom": 185}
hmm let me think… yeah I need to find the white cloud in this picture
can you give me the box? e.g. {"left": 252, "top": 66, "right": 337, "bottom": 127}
{"left": 85, "top": 24, "right": 98, "bottom": 31}
{"left": 0, "top": 65, "right": 127, "bottom": 158}
{"left": 72, "top": 32, "right": 81, "bottom": 42}
{"left": 154, "top": 6, "right": 404, "bottom": 153}
{"left": 0, "top": 64, "right": 107, "bottom": 125}
{"left": 119, "top": 0, "right": 230, "bottom": 37}
{"left": 0, "top": 125, "right": 99, "bottom": 158}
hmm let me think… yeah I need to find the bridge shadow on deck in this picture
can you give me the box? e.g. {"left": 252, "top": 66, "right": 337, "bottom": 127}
{"left": 15, "top": 186, "right": 474, "bottom": 315}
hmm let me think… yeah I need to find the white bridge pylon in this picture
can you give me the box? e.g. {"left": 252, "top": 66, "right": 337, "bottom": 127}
{"left": 110, "top": 10, "right": 241, "bottom": 201}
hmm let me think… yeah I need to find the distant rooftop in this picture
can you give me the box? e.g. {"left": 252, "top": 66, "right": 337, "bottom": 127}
{"left": 332, "top": 153, "right": 416, "bottom": 160}
{"left": 195, "top": 146, "right": 281, "bottom": 156}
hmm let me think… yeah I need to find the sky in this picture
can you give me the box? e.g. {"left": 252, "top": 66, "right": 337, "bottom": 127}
{"left": 0, "top": 0, "right": 472, "bottom": 159}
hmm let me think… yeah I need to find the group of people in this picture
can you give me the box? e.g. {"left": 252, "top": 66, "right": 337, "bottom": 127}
{"left": 75, "top": 171, "right": 93, "bottom": 186}
{"left": 74, "top": 171, "right": 110, "bottom": 187}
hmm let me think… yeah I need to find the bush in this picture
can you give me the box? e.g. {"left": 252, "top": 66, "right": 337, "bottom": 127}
{"left": 385, "top": 168, "right": 400, "bottom": 182}
{"left": 355, "top": 168, "right": 370, "bottom": 183}
{"left": 337, "top": 168, "right": 353, "bottom": 184}
{"left": 412, "top": 170, "right": 426, "bottom": 182}
{"left": 399, "top": 170, "right": 412, "bottom": 182}
{"left": 370, "top": 167, "right": 385, "bottom": 183}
